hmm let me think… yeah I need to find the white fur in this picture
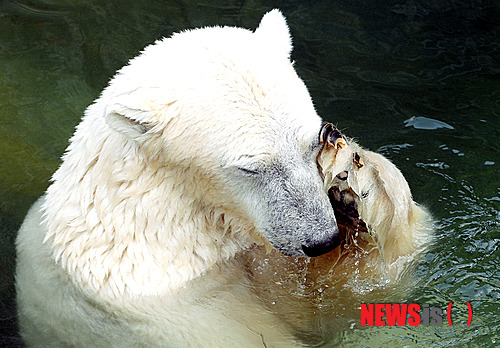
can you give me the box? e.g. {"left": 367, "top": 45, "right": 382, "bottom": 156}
{"left": 16, "top": 10, "right": 338, "bottom": 347}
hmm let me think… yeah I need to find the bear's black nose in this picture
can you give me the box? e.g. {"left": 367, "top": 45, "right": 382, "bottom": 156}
{"left": 302, "top": 233, "right": 341, "bottom": 257}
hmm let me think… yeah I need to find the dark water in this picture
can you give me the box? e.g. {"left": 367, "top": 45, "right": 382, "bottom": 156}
{"left": 0, "top": 1, "right": 498, "bottom": 346}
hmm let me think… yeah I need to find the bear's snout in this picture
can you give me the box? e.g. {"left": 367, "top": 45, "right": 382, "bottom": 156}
{"left": 254, "top": 173, "right": 341, "bottom": 258}
{"left": 301, "top": 230, "right": 341, "bottom": 257}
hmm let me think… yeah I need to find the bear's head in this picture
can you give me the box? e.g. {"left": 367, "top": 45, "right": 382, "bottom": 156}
{"left": 99, "top": 10, "right": 339, "bottom": 258}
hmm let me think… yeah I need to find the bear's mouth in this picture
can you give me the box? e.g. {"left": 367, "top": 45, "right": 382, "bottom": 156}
{"left": 327, "top": 186, "right": 369, "bottom": 241}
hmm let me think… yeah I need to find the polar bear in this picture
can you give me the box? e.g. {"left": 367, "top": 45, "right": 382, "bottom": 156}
{"left": 15, "top": 10, "right": 340, "bottom": 347}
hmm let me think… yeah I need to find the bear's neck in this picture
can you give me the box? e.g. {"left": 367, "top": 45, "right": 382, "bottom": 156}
{"left": 43, "top": 118, "right": 254, "bottom": 300}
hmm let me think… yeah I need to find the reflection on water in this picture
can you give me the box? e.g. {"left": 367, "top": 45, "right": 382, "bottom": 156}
{"left": 404, "top": 116, "right": 454, "bottom": 130}
{"left": 1, "top": 0, "right": 498, "bottom": 346}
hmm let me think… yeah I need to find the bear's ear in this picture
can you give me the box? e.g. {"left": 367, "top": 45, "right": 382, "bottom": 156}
{"left": 105, "top": 102, "right": 153, "bottom": 140}
{"left": 104, "top": 91, "right": 163, "bottom": 140}
{"left": 254, "top": 9, "right": 292, "bottom": 59}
